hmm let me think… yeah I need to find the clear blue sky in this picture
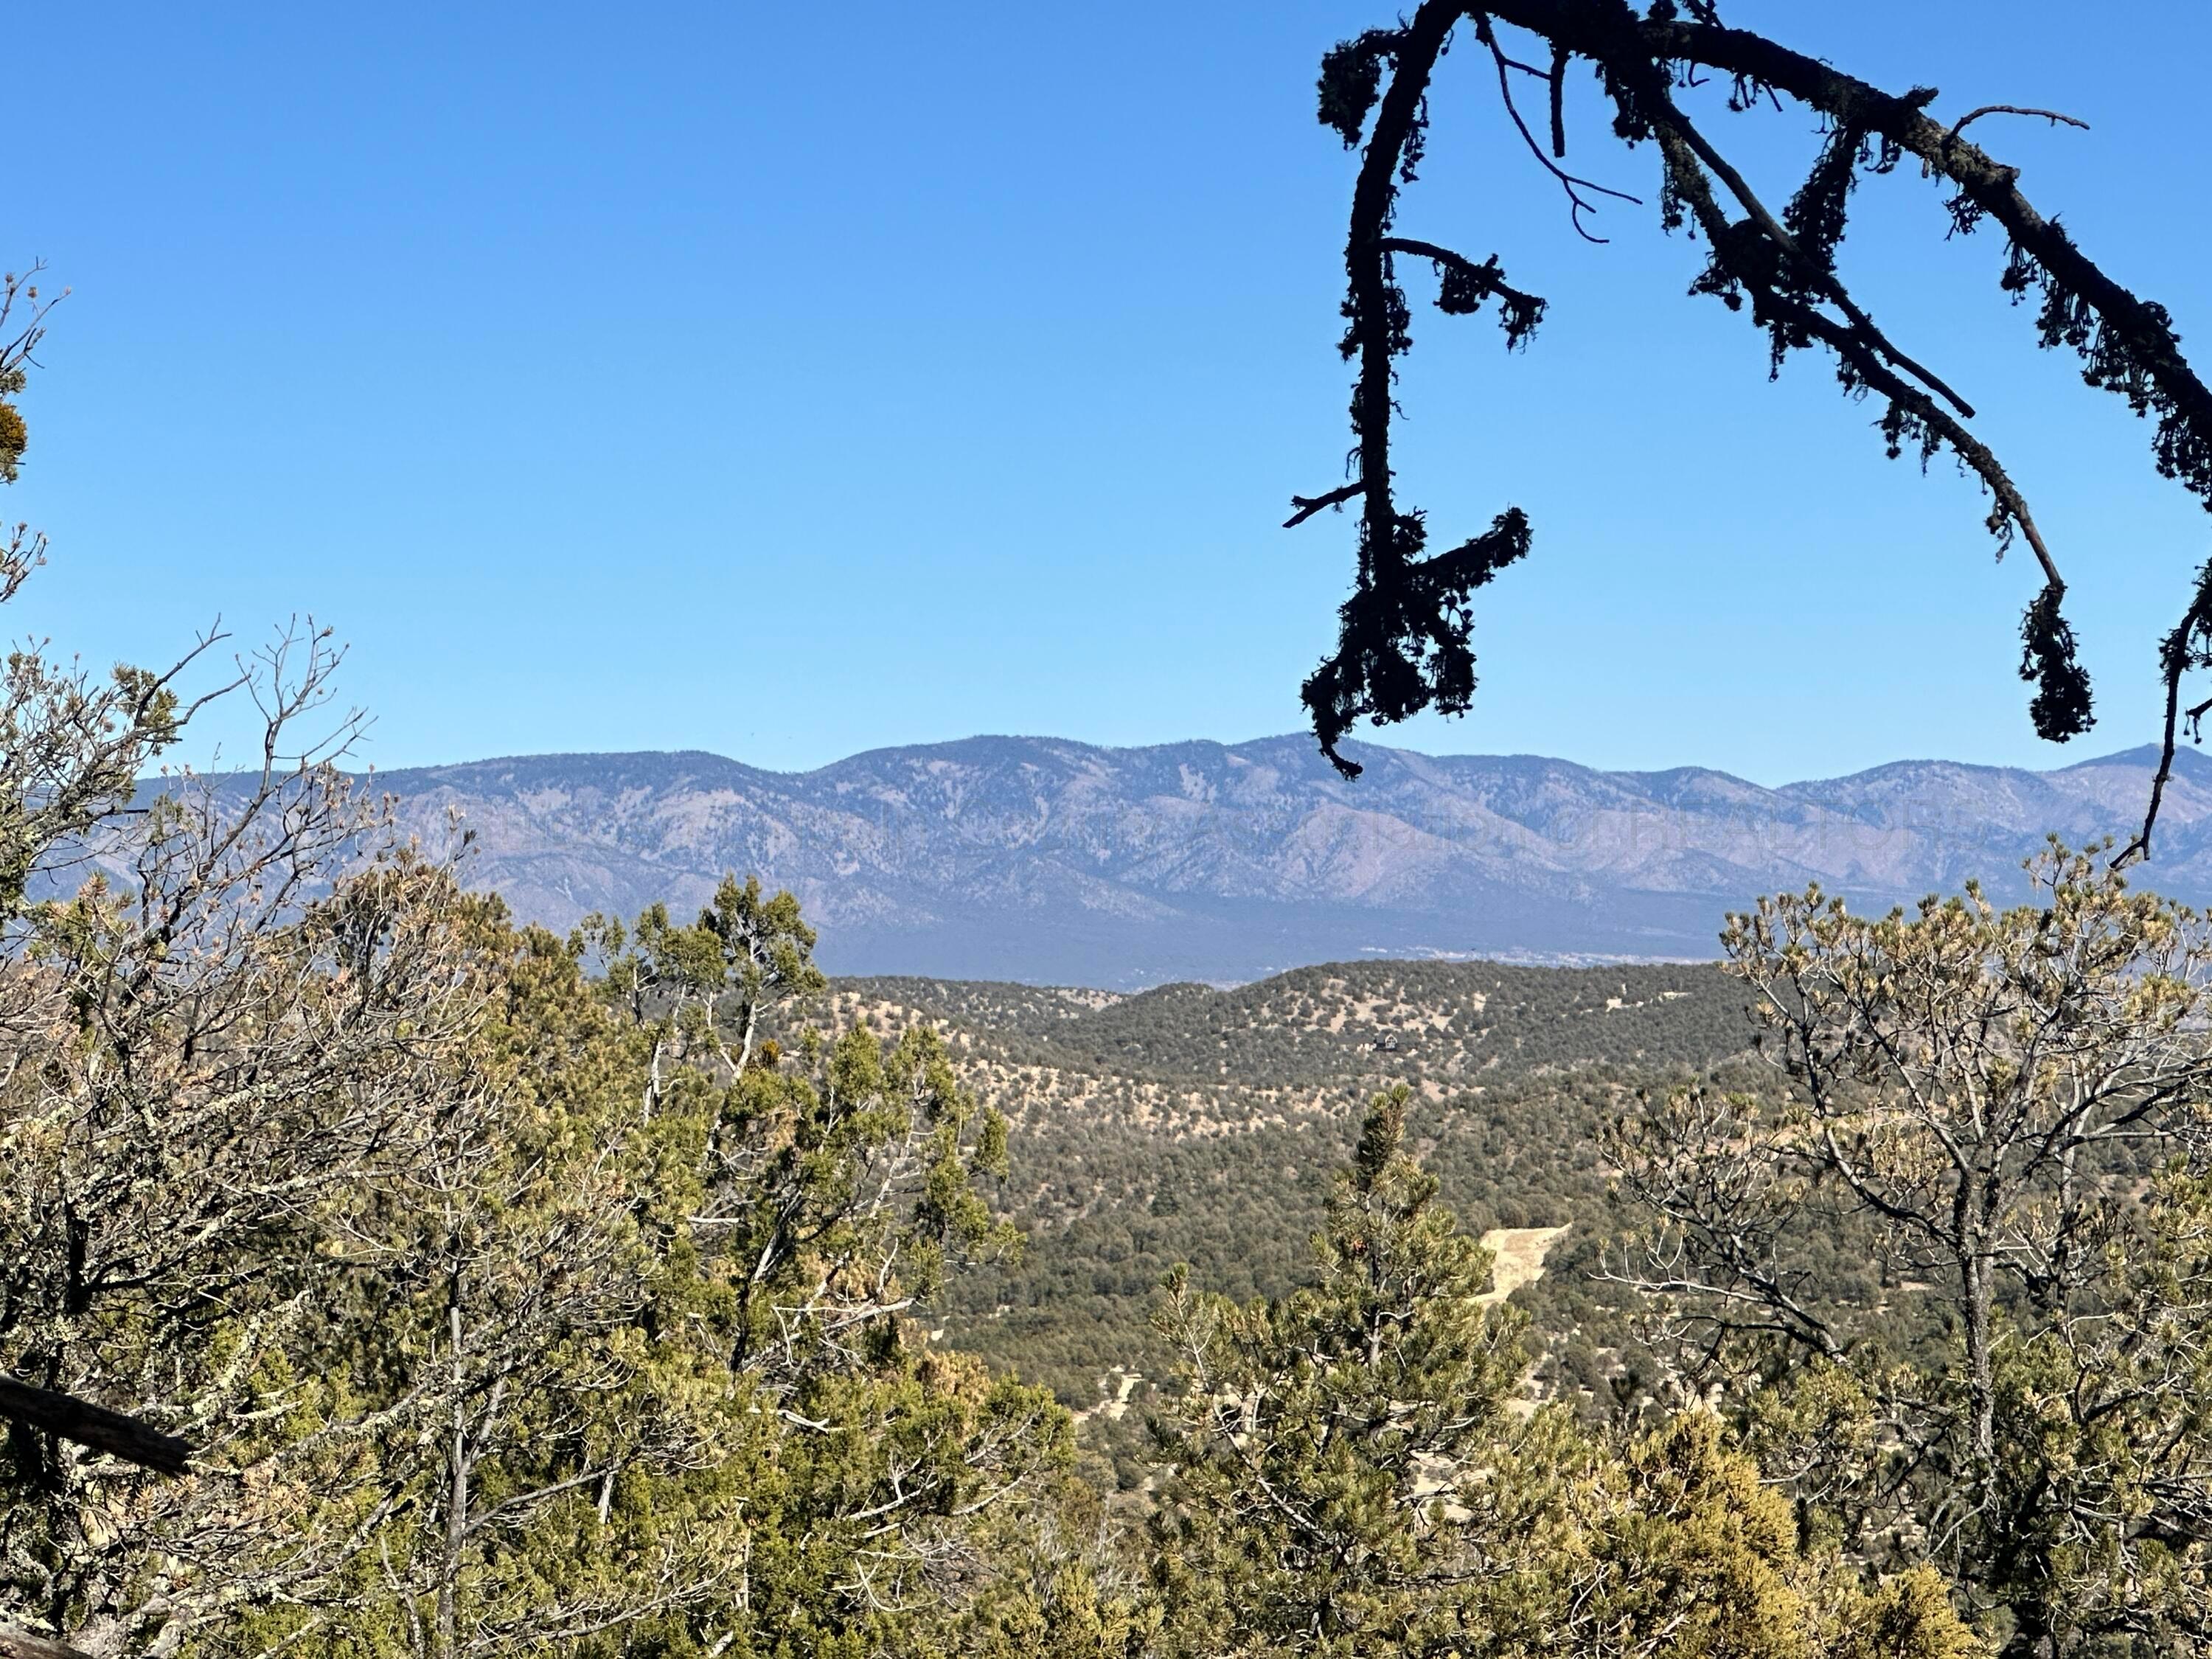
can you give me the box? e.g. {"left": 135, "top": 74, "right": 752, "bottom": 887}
{"left": 9, "top": 1, "right": 2211, "bottom": 783}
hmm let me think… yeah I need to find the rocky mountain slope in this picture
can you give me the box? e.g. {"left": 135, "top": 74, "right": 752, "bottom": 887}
{"left": 361, "top": 734, "right": 2212, "bottom": 985}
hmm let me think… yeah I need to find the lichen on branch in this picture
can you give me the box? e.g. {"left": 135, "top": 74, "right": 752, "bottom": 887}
{"left": 1292, "top": 1, "right": 2212, "bottom": 858}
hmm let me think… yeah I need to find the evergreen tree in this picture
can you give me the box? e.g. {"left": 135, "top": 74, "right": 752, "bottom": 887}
{"left": 1152, "top": 1087, "right": 1978, "bottom": 1659}
{"left": 1615, "top": 846, "right": 2212, "bottom": 1654}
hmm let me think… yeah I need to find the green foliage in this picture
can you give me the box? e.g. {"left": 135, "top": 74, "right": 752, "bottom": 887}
{"left": 1, "top": 863, "right": 1077, "bottom": 1659}
{"left": 1617, "top": 847, "right": 2212, "bottom": 1654}
{"left": 807, "top": 961, "right": 1753, "bottom": 1408}
{"left": 1149, "top": 1085, "right": 1526, "bottom": 1652}
{"left": 0, "top": 266, "right": 58, "bottom": 486}
{"left": 1147, "top": 1089, "right": 1979, "bottom": 1659}
{"left": 11, "top": 722, "right": 2202, "bottom": 1659}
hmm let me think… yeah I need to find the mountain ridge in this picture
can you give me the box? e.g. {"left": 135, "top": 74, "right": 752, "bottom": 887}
{"left": 337, "top": 734, "right": 2212, "bottom": 987}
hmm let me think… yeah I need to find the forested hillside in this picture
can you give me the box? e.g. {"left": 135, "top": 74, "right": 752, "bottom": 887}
{"left": 787, "top": 960, "right": 1761, "bottom": 1458}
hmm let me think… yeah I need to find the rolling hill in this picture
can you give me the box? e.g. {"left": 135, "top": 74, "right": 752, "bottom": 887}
{"left": 781, "top": 956, "right": 1759, "bottom": 1425}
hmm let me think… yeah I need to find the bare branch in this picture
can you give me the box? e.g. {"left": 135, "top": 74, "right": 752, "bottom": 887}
{"left": 1948, "top": 104, "right": 2090, "bottom": 139}
{"left": 1284, "top": 481, "right": 1367, "bottom": 529}
{"left": 0, "top": 1376, "right": 191, "bottom": 1475}
{"left": 1297, "top": 0, "right": 2212, "bottom": 804}
{"left": 1475, "top": 15, "right": 1640, "bottom": 243}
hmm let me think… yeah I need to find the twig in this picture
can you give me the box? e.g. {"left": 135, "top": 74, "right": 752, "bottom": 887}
{"left": 1284, "top": 481, "right": 1368, "bottom": 529}
{"left": 1655, "top": 101, "right": 1978, "bottom": 421}
{"left": 1654, "top": 131, "right": 2062, "bottom": 595}
{"left": 1380, "top": 236, "right": 1548, "bottom": 324}
{"left": 2115, "top": 627, "right": 2212, "bottom": 870}
{"left": 1476, "top": 17, "right": 1640, "bottom": 242}
{"left": 1548, "top": 41, "right": 1569, "bottom": 158}
{"left": 1949, "top": 105, "right": 2090, "bottom": 140}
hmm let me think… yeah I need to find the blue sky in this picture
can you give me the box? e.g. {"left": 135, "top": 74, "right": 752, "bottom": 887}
{"left": 8, "top": 1, "right": 2212, "bottom": 783}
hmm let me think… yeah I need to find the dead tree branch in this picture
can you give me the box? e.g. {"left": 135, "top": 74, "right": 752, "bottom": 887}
{"left": 0, "top": 1376, "right": 191, "bottom": 1476}
{"left": 1295, "top": 0, "right": 2212, "bottom": 855}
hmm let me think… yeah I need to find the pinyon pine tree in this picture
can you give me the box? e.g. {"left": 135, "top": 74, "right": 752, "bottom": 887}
{"left": 1152, "top": 1085, "right": 1978, "bottom": 1659}
{"left": 1613, "top": 845, "right": 2212, "bottom": 1655}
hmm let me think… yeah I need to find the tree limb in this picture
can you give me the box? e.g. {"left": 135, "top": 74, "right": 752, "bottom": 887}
{"left": 0, "top": 1375, "right": 192, "bottom": 1475}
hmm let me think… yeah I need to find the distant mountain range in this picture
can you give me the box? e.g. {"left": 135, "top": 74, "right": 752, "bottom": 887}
{"left": 355, "top": 736, "right": 2212, "bottom": 987}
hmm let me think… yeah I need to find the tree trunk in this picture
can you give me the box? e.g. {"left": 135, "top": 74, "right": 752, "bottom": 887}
{"left": 1954, "top": 1172, "right": 1998, "bottom": 1468}
{"left": 1998, "top": 1601, "right": 2052, "bottom": 1659}
{"left": 434, "top": 1304, "right": 467, "bottom": 1659}
{"left": 1964, "top": 1246, "right": 1997, "bottom": 1465}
